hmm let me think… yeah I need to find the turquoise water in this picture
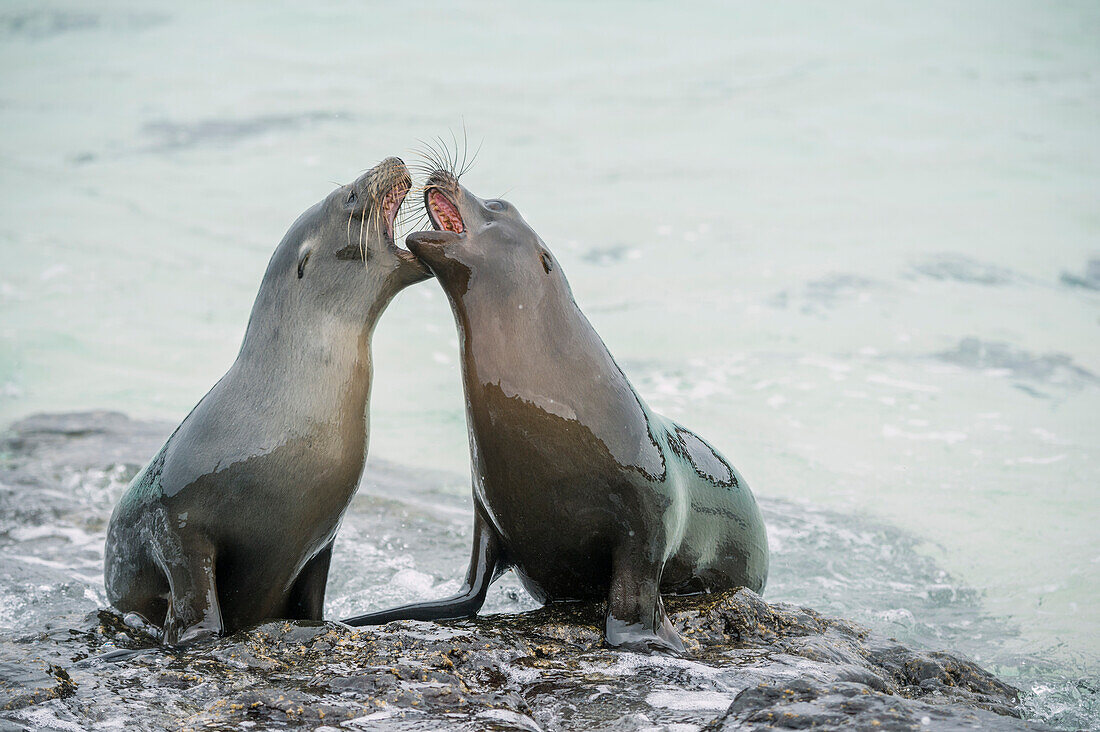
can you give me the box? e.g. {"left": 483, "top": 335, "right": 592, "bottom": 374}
{"left": 1, "top": 1, "right": 1097, "bottom": 726}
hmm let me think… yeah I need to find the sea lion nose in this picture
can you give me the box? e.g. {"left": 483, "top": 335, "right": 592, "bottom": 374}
{"left": 364, "top": 157, "right": 411, "bottom": 193}
{"left": 380, "top": 156, "right": 407, "bottom": 173}
{"left": 426, "top": 170, "right": 457, "bottom": 188}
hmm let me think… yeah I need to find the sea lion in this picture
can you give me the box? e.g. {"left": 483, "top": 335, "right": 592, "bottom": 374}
{"left": 343, "top": 170, "right": 768, "bottom": 653}
{"left": 104, "top": 157, "right": 430, "bottom": 645}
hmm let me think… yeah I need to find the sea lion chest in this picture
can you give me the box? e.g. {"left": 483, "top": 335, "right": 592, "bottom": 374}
{"left": 467, "top": 371, "right": 671, "bottom": 601}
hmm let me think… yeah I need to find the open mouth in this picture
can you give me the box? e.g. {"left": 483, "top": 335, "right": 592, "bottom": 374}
{"left": 380, "top": 178, "right": 411, "bottom": 242}
{"left": 426, "top": 189, "right": 465, "bottom": 234}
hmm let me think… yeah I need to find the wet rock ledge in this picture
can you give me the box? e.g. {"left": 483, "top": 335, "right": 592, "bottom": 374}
{"left": 2, "top": 590, "right": 1050, "bottom": 731}
{"left": 0, "top": 413, "right": 1052, "bottom": 730}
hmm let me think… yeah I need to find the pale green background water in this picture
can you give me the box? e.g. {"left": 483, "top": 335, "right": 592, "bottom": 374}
{"left": 1, "top": 0, "right": 1097, "bottom": 724}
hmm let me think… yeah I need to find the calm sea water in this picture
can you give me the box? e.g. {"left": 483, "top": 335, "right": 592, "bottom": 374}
{"left": 1, "top": 1, "right": 1097, "bottom": 727}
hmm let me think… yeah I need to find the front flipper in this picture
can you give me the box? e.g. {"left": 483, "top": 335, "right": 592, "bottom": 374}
{"left": 342, "top": 512, "right": 503, "bottom": 626}
{"left": 157, "top": 534, "right": 224, "bottom": 646}
{"left": 605, "top": 542, "right": 684, "bottom": 655}
{"left": 286, "top": 540, "right": 334, "bottom": 621}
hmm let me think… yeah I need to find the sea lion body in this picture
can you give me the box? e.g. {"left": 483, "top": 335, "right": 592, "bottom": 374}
{"left": 104, "top": 157, "right": 429, "bottom": 644}
{"left": 345, "top": 171, "right": 767, "bottom": 652}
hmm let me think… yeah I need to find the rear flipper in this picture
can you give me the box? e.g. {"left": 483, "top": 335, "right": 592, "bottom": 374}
{"left": 343, "top": 513, "right": 502, "bottom": 626}
{"left": 605, "top": 541, "right": 685, "bottom": 655}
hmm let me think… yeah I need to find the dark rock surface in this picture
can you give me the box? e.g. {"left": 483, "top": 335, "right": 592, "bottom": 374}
{"left": 0, "top": 578, "right": 1047, "bottom": 730}
{"left": 0, "top": 657, "right": 73, "bottom": 712}
{"left": 0, "top": 412, "right": 1054, "bottom": 730}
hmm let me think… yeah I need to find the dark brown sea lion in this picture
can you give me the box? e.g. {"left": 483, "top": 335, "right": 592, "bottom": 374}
{"left": 104, "top": 157, "right": 430, "bottom": 645}
{"left": 344, "top": 170, "right": 768, "bottom": 653}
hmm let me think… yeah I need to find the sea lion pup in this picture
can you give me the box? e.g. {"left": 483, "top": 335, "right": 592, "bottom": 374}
{"left": 104, "top": 157, "right": 430, "bottom": 645}
{"left": 343, "top": 170, "right": 768, "bottom": 653}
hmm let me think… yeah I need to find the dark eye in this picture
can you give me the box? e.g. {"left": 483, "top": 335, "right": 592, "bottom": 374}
{"left": 346, "top": 189, "right": 358, "bottom": 205}
{"left": 540, "top": 251, "right": 553, "bottom": 273}
{"left": 485, "top": 200, "right": 504, "bottom": 212}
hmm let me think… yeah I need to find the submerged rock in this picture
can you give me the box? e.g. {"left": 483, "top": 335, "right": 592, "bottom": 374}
{"left": 0, "top": 655, "right": 73, "bottom": 711}
{"left": 1059, "top": 258, "right": 1100, "bottom": 291}
{"left": 935, "top": 337, "right": 1098, "bottom": 390}
{"left": 907, "top": 254, "right": 1024, "bottom": 287}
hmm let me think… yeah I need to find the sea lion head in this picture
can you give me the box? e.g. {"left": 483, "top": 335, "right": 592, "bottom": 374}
{"left": 241, "top": 157, "right": 432, "bottom": 356}
{"left": 279, "top": 156, "right": 431, "bottom": 310}
{"left": 404, "top": 170, "right": 562, "bottom": 303}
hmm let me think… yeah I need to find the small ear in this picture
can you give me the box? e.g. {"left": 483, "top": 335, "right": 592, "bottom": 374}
{"left": 297, "top": 241, "right": 314, "bottom": 279}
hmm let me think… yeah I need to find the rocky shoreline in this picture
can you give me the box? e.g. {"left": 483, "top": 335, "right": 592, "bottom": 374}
{"left": 1, "top": 589, "right": 1049, "bottom": 730}
{"left": 0, "top": 413, "right": 1053, "bottom": 730}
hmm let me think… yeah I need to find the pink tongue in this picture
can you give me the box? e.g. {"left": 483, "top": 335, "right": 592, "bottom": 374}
{"left": 429, "top": 190, "right": 464, "bottom": 234}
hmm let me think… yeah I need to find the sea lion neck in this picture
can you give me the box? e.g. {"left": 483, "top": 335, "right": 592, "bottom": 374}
{"left": 223, "top": 245, "right": 393, "bottom": 427}
{"left": 237, "top": 233, "right": 398, "bottom": 352}
{"left": 447, "top": 274, "right": 585, "bottom": 376}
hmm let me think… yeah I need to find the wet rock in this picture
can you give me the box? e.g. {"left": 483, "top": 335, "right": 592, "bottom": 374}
{"left": 0, "top": 410, "right": 171, "bottom": 472}
{"left": 0, "top": 653, "right": 74, "bottom": 711}
{"left": 0, "top": 412, "right": 1056, "bottom": 730}
{"left": 0, "top": 590, "right": 1049, "bottom": 730}
{"left": 704, "top": 678, "right": 1051, "bottom": 731}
